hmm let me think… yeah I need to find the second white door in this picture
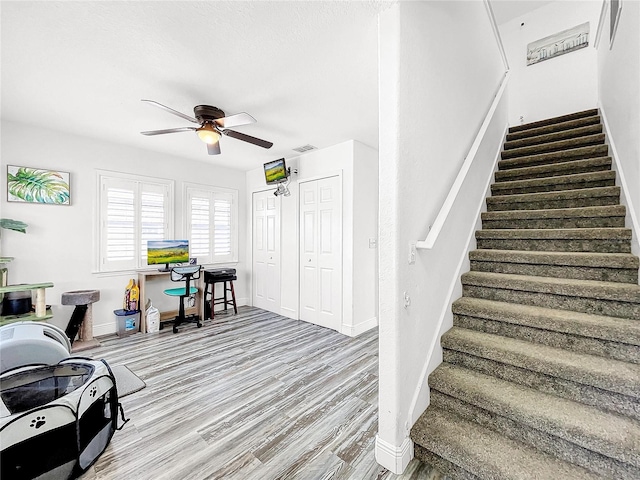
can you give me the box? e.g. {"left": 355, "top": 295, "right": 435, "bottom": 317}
{"left": 299, "top": 175, "right": 342, "bottom": 331}
{"left": 253, "top": 191, "right": 281, "bottom": 313}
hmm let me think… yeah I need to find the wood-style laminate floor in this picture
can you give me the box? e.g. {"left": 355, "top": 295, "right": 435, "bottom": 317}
{"left": 80, "top": 307, "right": 446, "bottom": 480}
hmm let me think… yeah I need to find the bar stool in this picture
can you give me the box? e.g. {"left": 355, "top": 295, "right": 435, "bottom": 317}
{"left": 203, "top": 269, "right": 237, "bottom": 320}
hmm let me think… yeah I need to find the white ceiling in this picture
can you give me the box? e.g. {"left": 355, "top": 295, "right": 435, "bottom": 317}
{"left": 1, "top": 1, "right": 382, "bottom": 171}
{"left": 491, "top": 0, "right": 556, "bottom": 25}
{"left": 1, "top": 1, "right": 556, "bottom": 172}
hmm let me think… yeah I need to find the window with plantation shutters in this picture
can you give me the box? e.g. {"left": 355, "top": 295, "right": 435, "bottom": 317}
{"left": 98, "top": 172, "right": 173, "bottom": 272}
{"left": 185, "top": 185, "right": 237, "bottom": 264}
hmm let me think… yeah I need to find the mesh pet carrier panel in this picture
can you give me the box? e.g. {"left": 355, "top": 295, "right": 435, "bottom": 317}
{"left": 0, "top": 358, "right": 123, "bottom": 480}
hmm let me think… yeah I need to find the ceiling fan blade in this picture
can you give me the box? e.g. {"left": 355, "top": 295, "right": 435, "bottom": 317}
{"left": 141, "top": 127, "right": 197, "bottom": 136}
{"left": 222, "top": 129, "right": 273, "bottom": 149}
{"left": 214, "top": 112, "right": 256, "bottom": 128}
{"left": 141, "top": 99, "right": 199, "bottom": 124}
{"left": 207, "top": 142, "right": 221, "bottom": 155}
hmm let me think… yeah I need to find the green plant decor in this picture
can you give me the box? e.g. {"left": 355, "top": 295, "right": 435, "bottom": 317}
{"left": 0, "top": 218, "right": 28, "bottom": 234}
{"left": 7, "top": 167, "right": 70, "bottom": 204}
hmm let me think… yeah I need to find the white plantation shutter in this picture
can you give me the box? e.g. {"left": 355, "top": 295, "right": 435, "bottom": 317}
{"left": 213, "top": 193, "right": 233, "bottom": 258}
{"left": 186, "top": 185, "right": 237, "bottom": 264}
{"left": 98, "top": 173, "right": 173, "bottom": 272}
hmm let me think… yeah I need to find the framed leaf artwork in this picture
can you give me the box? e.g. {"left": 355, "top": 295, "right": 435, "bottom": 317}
{"left": 7, "top": 165, "right": 70, "bottom": 205}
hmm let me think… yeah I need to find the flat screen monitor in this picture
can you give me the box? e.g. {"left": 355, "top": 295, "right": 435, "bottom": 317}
{"left": 264, "top": 158, "right": 288, "bottom": 185}
{"left": 147, "top": 240, "right": 189, "bottom": 272}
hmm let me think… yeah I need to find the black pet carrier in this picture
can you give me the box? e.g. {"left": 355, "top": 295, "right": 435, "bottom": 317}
{"left": 0, "top": 323, "right": 127, "bottom": 480}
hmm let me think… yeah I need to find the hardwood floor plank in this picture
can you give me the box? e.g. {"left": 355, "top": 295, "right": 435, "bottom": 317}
{"left": 78, "top": 307, "right": 444, "bottom": 479}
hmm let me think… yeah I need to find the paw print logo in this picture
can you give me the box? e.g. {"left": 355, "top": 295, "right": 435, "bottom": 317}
{"left": 30, "top": 416, "right": 46, "bottom": 429}
{"left": 90, "top": 386, "right": 98, "bottom": 398}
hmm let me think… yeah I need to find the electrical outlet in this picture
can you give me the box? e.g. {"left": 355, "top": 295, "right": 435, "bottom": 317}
{"left": 403, "top": 292, "right": 411, "bottom": 309}
{"left": 369, "top": 238, "right": 377, "bottom": 249}
{"left": 408, "top": 242, "right": 416, "bottom": 264}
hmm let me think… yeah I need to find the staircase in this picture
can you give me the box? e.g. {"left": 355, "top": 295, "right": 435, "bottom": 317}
{"left": 410, "top": 109, "right": 640, "bottom": 479}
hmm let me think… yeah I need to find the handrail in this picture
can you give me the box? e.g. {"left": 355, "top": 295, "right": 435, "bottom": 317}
{"left": 484, "top": 0, "right": 510, "bottom": 71}
{"left": 416, "top": 70, "right": 510, "bottom": 250}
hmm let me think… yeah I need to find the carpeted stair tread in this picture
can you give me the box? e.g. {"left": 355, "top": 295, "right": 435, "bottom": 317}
{"left": 441, "top": 327, "right": 640, "bottom": 398}
{"left": 490, "top": 170, "right": 616, "bottom": 196}
{"left": 469, "top": 252, "right": 638, "bottom": 284}
{"left": 508, "top": 109, "right": 599, "bottom": 133}
{"left": 452, "top": 297, "right": 640, "bottom": 346}
{"left": 462, "top": 271, "right": 640, "bottom": 304}
{"left": 475, "top": 229, "right": 632, "bottom": 253}
{"left": 411, "top": 406, "right": 601, "bottom": 480}
{"left": 494, "top": 156, "right": 612, "bottom": 182}
{"left": 429, "top": 363, "right": 640, "bottom": 467}
{"left": 486, "top": 186, "right": 620, "bottom": 211}
{"left": 469, "top": 249, "right": 638, "bottom": 269}
{"left": 504, "top": 124, "right": 603, "bottom": 150}
{"left": 498, "top": 145, "right": 609, "bottom": 170}
{"left": 501, "top": 133, "right": 605, "bottom": 160}
{"left": 481, "top": 205, "right": 625, "bottom": 229}
{"left": 506, "top": 115, "right": 601, "bottom": 142}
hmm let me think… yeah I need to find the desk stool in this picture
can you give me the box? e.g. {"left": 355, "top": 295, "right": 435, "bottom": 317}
{"left": 204, "top": 269, "right": 238, "bottom": 320}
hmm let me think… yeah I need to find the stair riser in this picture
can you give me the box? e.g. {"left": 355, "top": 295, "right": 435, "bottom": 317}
{"left": 498, "top": 145, "right": 609, "bottom": 170}
{"left": 494, "top": 158, "right": 612, "bottom": 183}
{"left": 413, "top": 445, "right": 478, "bottom": 480}
{"left": 462, "top": 285, "right": 640, "bottom": 320}
{"left": 453, "top": 314, "right": 640, "bottom": 364}
{"left": 476, "top": 238, "right": 632, "bottom": 254}
{"left": 504, "top": 124, "right": 603, "bottom": 150}
{"left": 482, "top": 216, "right": 625, "bottom": 230}
{"left": 430, "top": 389, "right": 639, "bottom": 479}
{"left": 470, "top": 260, "right": 638, "bottom": 284}
{"left": 509, "top": 109, "right": 600, "bottom": 133}
{"left": 507, "top": 116, "right": 601, "bottom": 141}
{"left": 486, "top": 195, "right": 620, "bottom": 211}
{"left": 501, "top": 134, "right": 605, "bottom": 160}
{"left": 491, "top": 178, "right": 615, "bottom": 196}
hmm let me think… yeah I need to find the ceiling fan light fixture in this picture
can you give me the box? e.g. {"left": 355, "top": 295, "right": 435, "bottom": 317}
{"left": 196, "top": 124, "right": 221, "bottom": 144}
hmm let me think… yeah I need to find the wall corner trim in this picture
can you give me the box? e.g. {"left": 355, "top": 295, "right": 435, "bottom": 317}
{"left": 375, "top": 435, "right": 414, "bottom": 474}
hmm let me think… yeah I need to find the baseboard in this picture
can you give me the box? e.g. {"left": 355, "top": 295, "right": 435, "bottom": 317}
{"left": 375, "top": 435, "right": 413, "bottom": 474}
{"left": 94, "top": 322, "right": 116, "bottom": 337}
{"left": 341, "top": 316, "right": 378, "bottom": 337}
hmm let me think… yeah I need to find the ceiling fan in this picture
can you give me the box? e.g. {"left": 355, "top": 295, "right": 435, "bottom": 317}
{"left": 140, "top": 99, "right": 273, "bottom": 155}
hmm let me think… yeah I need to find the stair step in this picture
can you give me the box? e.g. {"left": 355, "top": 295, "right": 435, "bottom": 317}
{"left": 494, "top": 156, "right": 612, "bottom": 183}
{"left": 426, "top": 365, "right": 640, "bottom": 478}
{"left": 491, "top": 170, "right": 616, "bottom": 196}
{"left": 504, "top": 124, "right": 603, "bottom": 150}
{"left": 498, "top": 145, "right": 609, "bottom": 170}
{"left": 453, "top": 297, "right": 640, "bottom": 364}
{"left": 411, "top": 406, "right": 602, "bottom": 480}
{"left": 486, "top": 186, "right": 620, "bottom": 211}
{"left": 469, "top": 248, "right": 639, "bottom": 283}
{"left": 507, "top": 115, "right": 601, "bottom": 142}
{"left": 476, "top": 227, "right": 632, "bottom": 253}
{"left": 443, "top": 326, "right": 640, "bottom": 399}
{"left": 429, "top": 363, "right": 640, "bottom": 472}
{"left": 461, "top": 271, "right": 640, "bottom": 319}
{"left": 508, "top": 109, "right": 599, "bottom": 134}
{"left": 501, "top": 133, "right": 605, "bottom": 160}
{"left": 481, "top": 205, "right": 626, "bottom": 230}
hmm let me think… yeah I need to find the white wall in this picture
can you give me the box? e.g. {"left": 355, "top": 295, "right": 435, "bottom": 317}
{"left": 377, "top": 0, "right": 506, "bottom": 473}
{"left": 596, "top": 0, "right": 640, "bottom": 254}
{"left": 246, "top": 139, "right": 379, "bottom": 334}
{"left": 1, "top": 120, "right": 248, "bottom": 336}
{"left": 499, "top": 1, "right": 602, "bottom": 125}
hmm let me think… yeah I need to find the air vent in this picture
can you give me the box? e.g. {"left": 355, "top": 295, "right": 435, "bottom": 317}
{"left": 292, "top": 144, "right": 317, "bottom": 153}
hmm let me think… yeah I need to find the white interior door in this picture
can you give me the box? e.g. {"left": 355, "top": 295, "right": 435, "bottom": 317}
{"left": 299, "top": 175, "right": 342, "bottom": 331}
{"left": 253, "top": 191, "right": 281, "bottom": 312}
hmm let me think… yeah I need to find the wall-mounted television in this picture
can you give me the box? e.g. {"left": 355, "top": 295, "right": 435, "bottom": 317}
{"left": 147, "top": 240, "right": 189, "bottom": 272}
{"left": 264, "top": 158, "right": 289, "bottom": 185}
